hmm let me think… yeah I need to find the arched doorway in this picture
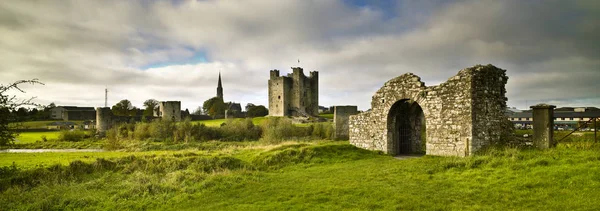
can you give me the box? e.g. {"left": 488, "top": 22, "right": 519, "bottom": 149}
{"left": 387, "top": 99, "right": 426, "bottom": 155}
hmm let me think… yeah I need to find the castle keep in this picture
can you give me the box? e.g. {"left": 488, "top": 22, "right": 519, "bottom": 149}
{"left": 268, "top": 67, "right": 318, "bottom": 117}
{"left": 349, "top": 65, "right": 510, "bottom": 157}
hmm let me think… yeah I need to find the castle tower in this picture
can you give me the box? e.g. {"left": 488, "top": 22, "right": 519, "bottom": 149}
{"left": 217, "top": 72, "right": 223, "bottom": 100}
{"left": 268, "top": 67, "right": 319, "bottom": 117}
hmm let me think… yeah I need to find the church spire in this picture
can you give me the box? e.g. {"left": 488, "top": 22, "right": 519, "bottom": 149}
{"left": 217, "top": 71, "right": 223, "bottom": 100}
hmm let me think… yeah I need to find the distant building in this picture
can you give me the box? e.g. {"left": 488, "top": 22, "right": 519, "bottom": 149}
{"left": 50, "top": 106, "right": 96, "bottom": 121}
{"left": 215, "top": 72, "right": 243, "bottom": 118}
{"left": 268, "top": 67, "right": 319, "bottom": 117}
{"left": 158, "top": 101, "right": 182, "bottom": 121}
{"left": 225, "top": 102, "right": 242, "bottom": 118}
{"left": 507, "top": 107, "right": 600, "bottom": 129}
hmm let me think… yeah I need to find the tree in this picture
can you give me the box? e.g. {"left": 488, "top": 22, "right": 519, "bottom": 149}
{"left": 143, "top": 99, "right": 159, "bottom": 117}
{"left": 245, "top": 103, "right": 256, "bottom": 111}
{"left": 192, "top": 106, "right": 203, "bottom": 115}
{"left": 1, "top": 79, "right": 44, "bottom": 146}
{"left": 112, "top": 99, "right": 133, "bottom": 116}
{"left": 203, "top": 97, "right": 226, "bottom": 118}
{"left": 246, "top": 104, "right": 269, "bottom": 117}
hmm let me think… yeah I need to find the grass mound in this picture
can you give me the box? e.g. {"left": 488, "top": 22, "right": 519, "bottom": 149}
{"left": 251, "top": 142, "right": 380, "bottom": 170}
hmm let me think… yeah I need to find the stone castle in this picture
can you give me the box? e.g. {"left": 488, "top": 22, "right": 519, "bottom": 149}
{"left": 268, "top": 67, "right": 319, "bottom": 117}
{"left": 349, "top": 64, "right": 510, "bottom": 157}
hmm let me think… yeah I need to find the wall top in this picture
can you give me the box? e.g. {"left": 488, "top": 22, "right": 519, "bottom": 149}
{"left": 530, "top": 104, "right": 556, "bottom": 109}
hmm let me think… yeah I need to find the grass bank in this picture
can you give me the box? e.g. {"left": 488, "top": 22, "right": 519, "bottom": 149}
{"left": 1, "top": 141, "right": 600, "bottom": 210}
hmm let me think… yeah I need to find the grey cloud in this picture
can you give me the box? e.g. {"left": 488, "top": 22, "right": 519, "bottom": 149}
{"left": 0, "top": 0, "right": 598, "bottom": 111}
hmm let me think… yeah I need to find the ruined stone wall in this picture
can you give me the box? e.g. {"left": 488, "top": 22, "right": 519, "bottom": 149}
{"left": 334, "top": 106, "right": 358, "bottom": 140}
{"left": 159, "top": 101, "right": 181, "bottom": 121}
{"left": 96, "top": 107, "right": 112, "bottom": 135}
{"left": 470, "top": 67, "right": 509, "bottom": 152}
{"left": 268, "top": 67, "right": 318, "bottom": 117}
{"left": 349, "top": 64, "right": 508, "bottom": 157}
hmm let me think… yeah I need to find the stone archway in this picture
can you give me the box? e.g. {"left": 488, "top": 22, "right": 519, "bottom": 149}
{"left": 387, "top": 99, "right": 426, "bottom": 155}
{"left": 348, "top": 64, "right": 510, "bottom": 157}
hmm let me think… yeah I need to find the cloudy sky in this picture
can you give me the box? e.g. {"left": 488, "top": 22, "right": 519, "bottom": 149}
{"left": 1, "top": 0, "right": 598, "bottom": 111}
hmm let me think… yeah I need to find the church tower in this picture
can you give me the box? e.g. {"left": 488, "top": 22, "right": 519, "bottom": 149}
{"left": 217, "top": 72, "right": 223, "bottom": 100}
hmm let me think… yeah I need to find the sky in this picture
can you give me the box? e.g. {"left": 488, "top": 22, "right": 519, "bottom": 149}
{"left": 0, "top": 0, "right": 598, "bottom": 112}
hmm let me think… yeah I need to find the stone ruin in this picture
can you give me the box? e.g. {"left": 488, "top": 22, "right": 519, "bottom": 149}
{"left": 333, "top": 106, "right": 358, "bottom": 140}
{"left": 158, "top": 101, "right": 182, "bottom": 121}
{"left": 349, "top": 64, "right": 510, "bottom": 157}
{"left": 268, "top": 67, "right": 319, "bottom": 117}
{"left": 96, "top": 101, "right": 182, "bottom": 136}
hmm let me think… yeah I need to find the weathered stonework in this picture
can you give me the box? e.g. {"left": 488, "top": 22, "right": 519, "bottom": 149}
{"left": 531, "top": 104, "right": 556, "bottom": 149}
{"left": 96, "top": 107, "right": 112, "bottom": 136}
{"left": 159, "top": 101, "right": 181, "bottom": 121}
{"left": 268, "top": 67, "right": 318, "bottom": 117}
{"left": 349, "top": 64, "right": 509, "bottom": 157}
{"left": 334, "top": 106, "right": 358, "bottom": 140}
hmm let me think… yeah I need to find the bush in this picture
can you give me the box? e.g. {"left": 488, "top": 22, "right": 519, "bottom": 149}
{"left": 58, "top": 130, "right": 85, "bottom": 142}
{"left": 191, "top": 124, "right": 221, "bottom": 142}
{"left": 148, "top": 119, "right": 176, "bottom": 142}
{"left": 260, "top": 117, "right": 311, "bottom": 143}
{"left": 220, "top": 118, "right": 262, "bottom": 141}
{"left": 104, "top": 127, "right": 121, "bottom": 150}
{"left": 133, "top": 122, "right": 151, "bottom": 141}
{"left": 174, "top": 118, "right": 194, "bottom": 143}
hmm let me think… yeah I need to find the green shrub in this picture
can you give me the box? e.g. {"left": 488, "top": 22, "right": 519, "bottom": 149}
{"left": 191, "top": 124, "right": 221, "bottom": 141}
{"left": 104, "top": 127, "right": 121, "bottom": 150}
{"left": 310, "top": 123, "right": 334, "bottom": 139}
{"left": 148, "top": 119, "right": 176, "bottom": 142}
{"left": 133, "top": 122, "right": 151, "bottom": 141}
{"left": 260, "top": 117, "right": 313, "bottom": 143}
{"left": 174, "top": 118, "right": 195, "bottom": 143}
{"left": 58, "top": 130, "right": 85, "bottom": 142}
{"left": 220, "top": 118, "right": 261, "bottom": 141}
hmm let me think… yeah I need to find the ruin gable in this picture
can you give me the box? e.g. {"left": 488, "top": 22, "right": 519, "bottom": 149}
{"left": 349, "top": 64, "right": 509, "bottom": 157}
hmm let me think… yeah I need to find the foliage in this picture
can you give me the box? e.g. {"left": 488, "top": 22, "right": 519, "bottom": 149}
{"left": 260, "top": 117, "right": 312, "bottom": 143}
{"left": 0, "top": 79, "right": 44, "bottom": 146}
{"left": 219, "top": 118, "right": 262, "bottom": 141}
{"left": 192, "top": 106, "right": 203, "bottom": 115}
{"left": 111, "top": 99, "right": 135, "bottom": 116}
{"left": 246, "top": 104, "right": 269, "bottom": 117}
{"left": 57, "top": 130, "right": 87, "bottom": 142}
{"left": 202, "top": 97, "right": 226, "bottom": 118}
{"left": 142, "top": 99, "right": 159, "bottom": 117}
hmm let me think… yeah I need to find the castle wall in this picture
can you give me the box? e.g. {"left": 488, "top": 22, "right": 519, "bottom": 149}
{"left": 349, "top": 65, "right": 509, "bottom": 157}
{"left": 159, "top": 101, "right": 181, "bottom": 121}
{"left": 268, "top": 73, "right": 291, "bottom": 116}
{"left": 268, "top": 67, "right": 318, "bottom": 117}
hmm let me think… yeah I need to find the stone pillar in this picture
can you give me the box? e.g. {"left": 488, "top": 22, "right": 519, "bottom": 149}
{"left": 334, "top": 106, "right": 358, "bottom": 140}
{"left": 96, "top": 107, "right": 113, "bottom": 136}
{"left": 531, "top": 104, "right": 556, "bottom": 149}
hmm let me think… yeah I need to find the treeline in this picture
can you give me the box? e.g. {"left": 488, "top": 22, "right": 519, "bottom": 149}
{"left": 4, "top": 103, "right": 57, "bottom": 122}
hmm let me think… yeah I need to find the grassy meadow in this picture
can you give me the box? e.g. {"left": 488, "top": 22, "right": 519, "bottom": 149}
{"left": 2, "top": 140, "right": 600, "bottom": 210}
{"left": 15, "top": 131, "right": 61, "bottom": 144}
{"left": 2, "top": 118, "right": 599, "bottom": 210}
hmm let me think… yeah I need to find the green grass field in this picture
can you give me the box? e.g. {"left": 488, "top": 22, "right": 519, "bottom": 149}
{"left": 2, "top": 141, "right": 600, "bottom": 210}
{"left": 15, "top": 131, "right": 61, "bottom": 144}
